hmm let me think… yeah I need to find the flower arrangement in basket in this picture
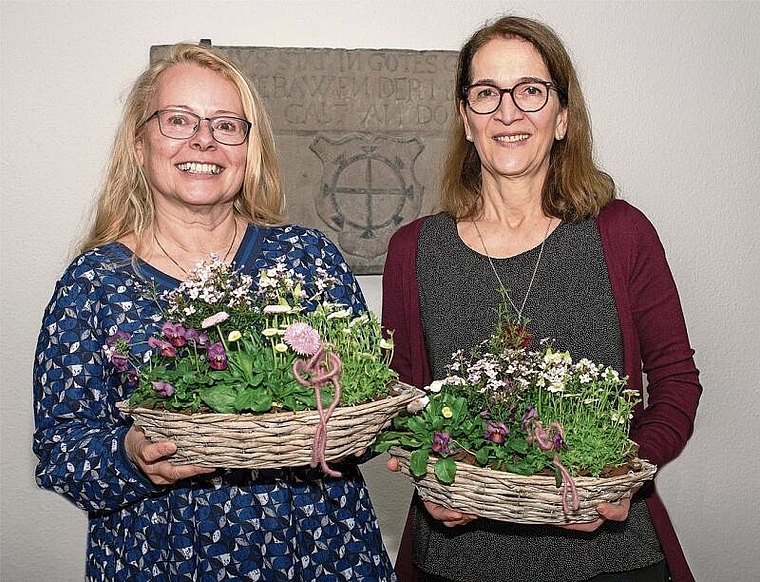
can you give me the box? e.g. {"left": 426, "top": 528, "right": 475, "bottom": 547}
{"left": 110, "top": 256, "right": 419, "bottom": 473}
{"left": 374, "top": 302, "right": 656, "bottom": 524}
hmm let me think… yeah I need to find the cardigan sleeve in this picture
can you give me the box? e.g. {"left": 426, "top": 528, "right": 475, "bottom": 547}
{"left": 382, "top": 218, "right": 431, "bottom": 389}
{"left": 600, "top": 201, "right": 702, "bottom": 469}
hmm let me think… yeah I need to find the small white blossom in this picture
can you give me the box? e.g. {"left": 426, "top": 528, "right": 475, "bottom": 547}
{"left": 407, "top": 396, "right": 429, "bottom": 413}
{"left": 426, "top": 380, "right": 445, "bottom": 393}
{"left": 263, "top": 304, "right": 293, "bottom": 315}
{"left": 326, "top": 308, "right": 352, "bottom": 320}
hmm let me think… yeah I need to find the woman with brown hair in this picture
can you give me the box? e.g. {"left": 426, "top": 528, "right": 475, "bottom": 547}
{"left": 383, "top": 15, "right": 700, "bottom": 582}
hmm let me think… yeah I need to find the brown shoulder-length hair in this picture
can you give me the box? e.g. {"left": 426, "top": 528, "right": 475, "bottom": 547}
{"left": 441, "top": 16, "right": 615, "bottom": 222}
{"left": 77, "top": 43, "right": 284, "bottom": 256}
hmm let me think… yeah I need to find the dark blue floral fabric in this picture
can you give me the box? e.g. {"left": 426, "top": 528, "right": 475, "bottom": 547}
{"left": 33, "top": 223, "right": 396, "bottom": 581}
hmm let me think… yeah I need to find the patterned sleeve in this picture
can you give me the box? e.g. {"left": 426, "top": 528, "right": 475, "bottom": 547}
{"left": 33, "top": 254, "right": 159, "bottom": 513}
{"left": 312, "top": 229, "right": 367, "bottom": 312}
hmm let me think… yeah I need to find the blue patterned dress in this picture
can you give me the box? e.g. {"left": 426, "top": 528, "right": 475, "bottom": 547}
{"left": 33, "top": 223, "right": 397, "bottom": 581}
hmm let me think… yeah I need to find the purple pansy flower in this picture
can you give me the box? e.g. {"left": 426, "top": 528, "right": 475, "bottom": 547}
{"left": 161, "top": 322, "right": 187, "bottom": 347}
{"left": 110, "top": 352, "right": 130, "bottom": 372}
{"left": 483, "top": 421, "right": 510, "bottom": 444}
{"left": 552, "top": 431, "right": 568, "bottom": 450}
{"left": 431, "top": 431, "right": 451, "bottom": 455}
{"left": 106, "top": 330, "right": 132, "bottom": 347}
{"left": 185, "top": 328, "right": 210, "bottom": 347}
{"left": 148, "top": 336, "right": 176, "bottom": 358}
{"left": 521, "top": 406, "right": 537, "bottom": 427}
{"left": 207, "top": 342, "right": 228, "bottom": 371}
{"left": 151, "top": 381, "right": 175, "bottom": 397}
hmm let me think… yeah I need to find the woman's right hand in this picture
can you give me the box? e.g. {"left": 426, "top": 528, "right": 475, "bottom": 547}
{"left": 386, "top": 456, "right": 478, "bottom": 527}
{"left": 422, "top": 500, "right": 478, "bottom": 527}
{"left": 125, "top": 426, "right": 216, "bottom": 485}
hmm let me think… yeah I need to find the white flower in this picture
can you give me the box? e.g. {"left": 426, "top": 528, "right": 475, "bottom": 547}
{"left": 444, "top": 375, "right": 466, "bottom": 386}
{"left": 263, "top": 304, "right": 292, "bottom": 314}
{"left": 407, "top": 396, "right": 429, "bottom": 413}
{"left": 349, "top": 314, "right": 370, "bottom": 327}
{"left": 426, "top": 380, "right": 445, "bottom": 393}
{"left": 379, "top": 338, "right": 394, "bottom": 350}
{"left": 327, "top": 308, "right": 352, "bottom": 320}
{"left": 603, "top": 367, "right": 620, "bottom": 381}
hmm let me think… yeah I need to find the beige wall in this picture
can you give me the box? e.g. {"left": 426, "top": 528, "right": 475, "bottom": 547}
{"left": 2, "top": 1, "right": 759, "bottom": 580}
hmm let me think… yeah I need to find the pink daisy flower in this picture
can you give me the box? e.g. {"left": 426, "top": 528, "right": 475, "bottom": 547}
{"left": 283, "top": 322, "right": 322, "bottom": 356}
{"left": 201, "top": 311, "right": 229, "bottom": 329}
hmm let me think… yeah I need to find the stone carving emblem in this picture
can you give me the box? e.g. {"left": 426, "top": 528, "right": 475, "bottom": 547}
{"left": 310, "top": 134, "right": 424, "bottom": 262}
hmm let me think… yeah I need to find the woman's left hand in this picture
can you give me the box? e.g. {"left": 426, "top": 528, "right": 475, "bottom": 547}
{"left": 559, "top": 492, "right": 634, "bottom": 532}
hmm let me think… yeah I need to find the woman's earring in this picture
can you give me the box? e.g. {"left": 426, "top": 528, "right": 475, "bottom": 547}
{"left": 466, "top": 135, "right": 473, "bottom": 142}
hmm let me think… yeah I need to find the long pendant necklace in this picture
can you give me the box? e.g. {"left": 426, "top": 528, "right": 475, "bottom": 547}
{"left": 472, "top": 216, "right": 553, "bottom": 321}
{"left": 153, "top": 219, "right": 238, "bottom": 276}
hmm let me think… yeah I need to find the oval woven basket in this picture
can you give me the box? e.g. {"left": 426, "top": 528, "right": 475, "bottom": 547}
{"left": 116, "top": 381, "right": 422, "bottom": 469}
{"left": 390, "top": 446, "right": 657, "bottom": 524}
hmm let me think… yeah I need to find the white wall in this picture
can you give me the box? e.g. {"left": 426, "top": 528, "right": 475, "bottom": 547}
{"left": 2, "top": 1, "right": 758, "bottom": 580}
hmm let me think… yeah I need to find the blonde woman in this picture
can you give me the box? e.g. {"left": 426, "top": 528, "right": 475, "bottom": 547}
{"left": 34, "top": 44, "right": 396, "bottom": 581}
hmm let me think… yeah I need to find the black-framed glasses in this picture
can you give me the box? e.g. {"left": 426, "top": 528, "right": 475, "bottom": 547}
{"left": 143, "top": 109, "right": 252, "bottom": 146}
{"left": 463, "top": 81, "right": 565, "bottom": 114}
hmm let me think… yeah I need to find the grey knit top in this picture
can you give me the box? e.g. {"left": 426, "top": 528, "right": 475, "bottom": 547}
{"left": 414, "top": 213, "right": 663, "bottom": 582}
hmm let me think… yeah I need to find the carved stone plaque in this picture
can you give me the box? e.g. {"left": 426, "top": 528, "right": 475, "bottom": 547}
{"left": 151, "top": 44, "right": 459, "bottom": 273}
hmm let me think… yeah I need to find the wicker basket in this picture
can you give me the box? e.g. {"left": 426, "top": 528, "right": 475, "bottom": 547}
{"left": 390, "top": 446, "right": 657, "bottom": 524}
{"left": 117, "top": 381, "right": 422, "bottom": 469}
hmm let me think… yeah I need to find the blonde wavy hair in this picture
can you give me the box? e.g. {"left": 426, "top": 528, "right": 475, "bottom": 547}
{"left": 441, "top": 16, "right": 615, "bottom": 223}
{"left": 77, "top": 43, "right": 283, "bottom": 256}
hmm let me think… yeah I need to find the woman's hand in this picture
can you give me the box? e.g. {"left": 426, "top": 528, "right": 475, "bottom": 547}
{"left": 124, "top": 426, "right": 215, "bottom": 486}
{"left": 386, "top": 456, "right": 478, "bottom": 527}
{"left": 422, "top": 500, "right": 478, "bottom": 527}
{"left": 560, "top": 491, "right": 635, "bottom": 532}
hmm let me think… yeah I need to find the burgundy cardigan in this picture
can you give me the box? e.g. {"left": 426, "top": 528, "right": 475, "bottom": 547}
{"left": 381, "top": 200, "right": 702, "bottom": 582}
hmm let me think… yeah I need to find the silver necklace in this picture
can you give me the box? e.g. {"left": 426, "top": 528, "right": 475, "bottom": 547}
{"left": 153, "top": 219, "right": 238, "bottom": 276}
{"left": 472, "top": 217, "right": 553, "bottom": 321}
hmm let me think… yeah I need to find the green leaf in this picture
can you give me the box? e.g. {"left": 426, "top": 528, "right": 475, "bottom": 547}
{"left": 510, "top": 438, "right": 529, "bottom": 455}
{"left": 475, "top": 448, "right": 489, "bottom": 466}
{"left": 450, "top": 396, "right": 468, "bottom": 419}
{"left": 200, "top": 385, "right": 238, "bottom": 413}
{"left": 372, "top": 440, "right": 395, "bottom": 453}
{"left": 227, "top": 351, "right": 256, "bottom": 382}
{"left": 434, "top": 457, "right": 457, "bottom": 484}
{"left": 397, "top": 434, "right": 425, "bottom": 448}
{"left": 234, "top": 387, "right": 272, "bottom": 412}
{"left": 406, "top": 416, "right": 430, "bottom": 435}
{"left": 409, "top": 449, "right": 430, "bottom": 477}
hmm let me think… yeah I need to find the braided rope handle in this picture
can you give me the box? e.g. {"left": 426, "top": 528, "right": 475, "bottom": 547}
{"left": 292, "top": 344, "right": 343, "bottom": 477}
